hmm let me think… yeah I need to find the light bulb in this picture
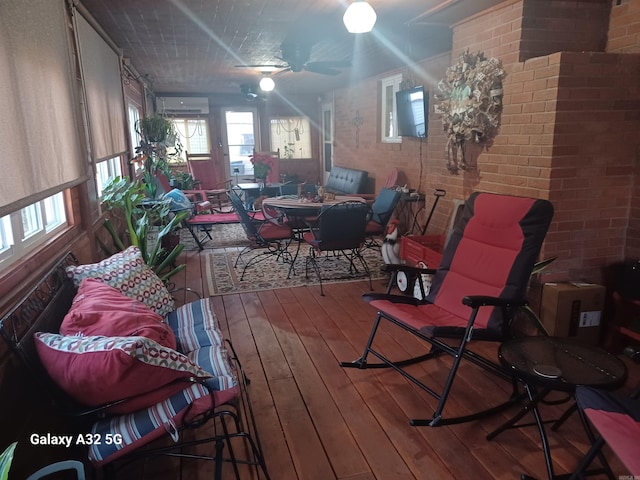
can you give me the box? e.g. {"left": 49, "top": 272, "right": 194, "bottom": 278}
{"left": 343, "top": 1, "right": 377, "bottom": 33}
{"left": 259, "top": 77, "right": 275, "bottom": 92}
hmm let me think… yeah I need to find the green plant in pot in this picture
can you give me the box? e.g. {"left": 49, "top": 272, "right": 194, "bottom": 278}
{"left": 132, "top": 114, "right": 182, "bottom": 199}
{"left": 101, "top": 176, "right": 188, "bottom": 282}
{"left": 171, "top": 171, "right": 197, "bottom": 190}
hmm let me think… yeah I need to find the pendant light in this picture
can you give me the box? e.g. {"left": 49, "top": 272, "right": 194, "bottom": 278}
{"left": 343, "top": 0, "right": 377, "bottom": 33}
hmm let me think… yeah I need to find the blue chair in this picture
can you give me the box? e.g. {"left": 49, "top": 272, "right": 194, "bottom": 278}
{"left": 364, "top": 188, "right": 401, "bottom": 247}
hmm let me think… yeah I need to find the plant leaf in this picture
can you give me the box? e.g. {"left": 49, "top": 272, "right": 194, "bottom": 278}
{"left": 0, "top": 442, "right": 17, "bottom": 480}
{"left": 521, "top": 304, "right": 550, "bottom": 336}
{"left": 532, "top": 256, "right": 557, "bottom": 276}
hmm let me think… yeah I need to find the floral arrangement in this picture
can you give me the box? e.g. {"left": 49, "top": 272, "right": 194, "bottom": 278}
{"left": 434, "top": 50, "right": 506, "bottom": 175}
{"left": 250, "top": 153, "right": 275, "bottom": 180}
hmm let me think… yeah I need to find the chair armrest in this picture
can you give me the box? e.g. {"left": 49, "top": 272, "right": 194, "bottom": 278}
{"left": 382, "top": 264, "right": 437, "bottom": 275}
{"left": 462, "top": 295, "right": 527, "bottom": 309}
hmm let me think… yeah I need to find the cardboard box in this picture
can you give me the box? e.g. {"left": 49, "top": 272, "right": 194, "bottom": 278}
{"left": 540, "top": 282, "right": 606, "bottom": 344}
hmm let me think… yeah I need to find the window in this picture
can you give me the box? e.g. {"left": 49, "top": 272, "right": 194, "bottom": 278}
{"left": 270, "top": 117, "right": 312, "bottom": 159}
{"left": 0, "top": 192, "right": 68, "bottom": 270}
{"left": 380, "top": 74, "right": 403, "bottom": 143}
{"left": 128, "top": 102, "right": 141, "bottom": 158}
{"left": 96, "top": 156, "right": 123, "bottom": 198}
{"left": 172, "top": 118, "right": 210, "bottom": 162}
{"left": 225, "top": 110, "right": 256, "bottom": 175}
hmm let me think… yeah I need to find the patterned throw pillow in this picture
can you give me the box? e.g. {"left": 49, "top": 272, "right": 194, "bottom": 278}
{"left": 34, "top": 333, "right": 211, "bottom": 413}
{"left": 65, "top": 246, "right": 175, "bottom": 317}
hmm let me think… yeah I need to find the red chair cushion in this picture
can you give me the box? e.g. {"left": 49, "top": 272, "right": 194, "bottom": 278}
{"left": 428, "top": 194, "right": 545, "bottom": 330}
{"left": 577, "top": 386, "right": 640, "bottom": 475}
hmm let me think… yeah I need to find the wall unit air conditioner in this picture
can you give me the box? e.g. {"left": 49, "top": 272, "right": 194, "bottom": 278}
{"left": 157, "top": 96, "right": 209, "bottom": 114}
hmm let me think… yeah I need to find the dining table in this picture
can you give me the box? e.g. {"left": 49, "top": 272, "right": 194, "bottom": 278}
{"left": 262, "top": 195, "right": 368, "bottom": 279}
{"left": 262, "top": 195, "right": 367, "bottom": 211}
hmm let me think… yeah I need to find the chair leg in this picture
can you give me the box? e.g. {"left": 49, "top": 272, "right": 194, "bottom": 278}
{"left": 305, "top": 249, "right": 324, "bottom": 295}
{"left": 287, "top": 237, "right": 302, "bottom": 279}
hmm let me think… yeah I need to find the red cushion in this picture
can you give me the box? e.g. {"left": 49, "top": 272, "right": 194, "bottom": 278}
{"left": 187, "top": 212, "right": 240, "bottom": 225}
{"left": 433, "top": 195, "right": 534, "bottom": 327}
{"left": 258, "top": 222, "right": 291, "bottom": 240}
{"left": 34, "top": 333, "right": 212, "bottom": 414}
{"left": 60, "top": 278, "right": 176, "bottom": 349}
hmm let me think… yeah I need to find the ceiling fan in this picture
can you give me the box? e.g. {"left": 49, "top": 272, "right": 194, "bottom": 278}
{"left": 236, "top": 42, "right": 350, "bottom": 76}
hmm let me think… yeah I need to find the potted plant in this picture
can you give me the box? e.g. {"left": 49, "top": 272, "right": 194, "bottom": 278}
{"left": 171, "top": 171, "right": 197, "bottom": 190}
{"left": 132, "top": 114, "right": 182, "bottom": 199}
{"left": 101, "top": 176, "right": 188, "bottom": 282}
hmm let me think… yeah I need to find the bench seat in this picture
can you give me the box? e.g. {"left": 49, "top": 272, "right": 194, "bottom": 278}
{"left": 89, "top": 298, "right": 239, "bottom": 466}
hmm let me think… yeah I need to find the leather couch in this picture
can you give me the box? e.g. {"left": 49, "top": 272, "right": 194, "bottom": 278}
{"left": 325, "top": 166, "right": 369, "bottom": 195}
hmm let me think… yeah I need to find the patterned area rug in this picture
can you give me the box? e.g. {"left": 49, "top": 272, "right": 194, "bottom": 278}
{"left": 204, "top": 245, "right": 388, "bottom": 295}
{"left": 181, "top": 223, "right": 250, "bottom": 250}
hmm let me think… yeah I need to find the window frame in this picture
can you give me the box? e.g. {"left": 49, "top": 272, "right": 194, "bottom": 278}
{"left": 0, "top": 192, "right": 68, "bottom": 269}
{"left": 380, "top": 73, "right": 403, "bottom": 144}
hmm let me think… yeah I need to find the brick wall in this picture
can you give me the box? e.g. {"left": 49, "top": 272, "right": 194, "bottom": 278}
{"left": 331, "top": 0, "right": 640, "bottom": 286}
{"left": 607, "top": 0, "right": 640, "bottom": 264}
{"left": 607, "top": 0, "right": 640, "bottom": 53}
{"left": 546, "top": 52, "right": 640, "bottom": 281}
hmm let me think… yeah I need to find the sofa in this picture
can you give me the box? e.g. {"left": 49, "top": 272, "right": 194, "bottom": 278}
{"left": 325, "top": 166, "right": 369, "bottom": 195}
{"left": 0, "top": 247, "right": 267, "bottom": 477}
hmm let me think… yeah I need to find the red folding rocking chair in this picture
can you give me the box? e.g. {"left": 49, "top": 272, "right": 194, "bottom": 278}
{"left": 341, "top": 191, "right": 554, "bottom": 426}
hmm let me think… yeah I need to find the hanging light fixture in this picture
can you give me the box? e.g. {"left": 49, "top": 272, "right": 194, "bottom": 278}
{"left": 259, "top": 76, "right": 275, "bottom": 92}
{"left": 343, "top": 0, "right": 377, "bottom": 33}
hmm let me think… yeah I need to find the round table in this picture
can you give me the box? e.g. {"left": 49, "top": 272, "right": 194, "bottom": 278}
{"left": 489, "top": 336, "right": 627, "bottom": 480}
{"left": 499, "top": 336, "right": 626, "bottom": 392}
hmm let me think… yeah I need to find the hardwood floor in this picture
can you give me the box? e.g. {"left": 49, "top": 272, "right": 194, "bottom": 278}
{"left": 126, "top": 247, "right": 638, "bottom": 480}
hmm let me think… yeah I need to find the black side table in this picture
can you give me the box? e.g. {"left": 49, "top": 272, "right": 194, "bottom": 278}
{"left": 489, "top": 336, "right": 627, "bottom": 480}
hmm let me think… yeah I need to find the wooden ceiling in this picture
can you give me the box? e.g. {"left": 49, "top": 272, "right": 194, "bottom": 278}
{"left": 79, "top": 0, "right": 504, "bottom": 97}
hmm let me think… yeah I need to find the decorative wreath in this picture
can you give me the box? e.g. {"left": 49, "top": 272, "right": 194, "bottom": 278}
{"left": 435, "top": 50, "right": 506, "bottom": 175}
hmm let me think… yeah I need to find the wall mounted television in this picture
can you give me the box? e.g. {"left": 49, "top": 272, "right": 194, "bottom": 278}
{"left": 396, "top": 86, "right": 428, "bottom": 138}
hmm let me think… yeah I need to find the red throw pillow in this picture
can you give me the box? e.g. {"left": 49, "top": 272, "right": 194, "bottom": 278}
{"left": 34, "top": 333, "right": 211, "bottom": 413}
{"left": 60, "top": 278, "right": 175, "bottom": 349}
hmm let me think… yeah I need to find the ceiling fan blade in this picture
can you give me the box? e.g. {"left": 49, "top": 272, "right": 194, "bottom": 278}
{"left": 273, "top": 67, "right": 293, "bottom": 77}
{"left": 303, "top": 64, "right": 342, "bottom": 76}
{"left": 306, "top": 60, "right": 351, "bottom": 69}
{"left": 234, "top": 64, "right": 289, "bottom": 69}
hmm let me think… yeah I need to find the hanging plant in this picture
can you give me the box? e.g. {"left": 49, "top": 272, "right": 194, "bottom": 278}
{"left": 132, "top": 114, "right": 182, "bottom": 198}
{"left": 434, "top": 50, "right": 506, "bottom": 175}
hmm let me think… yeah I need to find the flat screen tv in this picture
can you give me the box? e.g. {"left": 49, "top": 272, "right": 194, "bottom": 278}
{"left": 396, "top": 86, "right": 428, "bottom": 138}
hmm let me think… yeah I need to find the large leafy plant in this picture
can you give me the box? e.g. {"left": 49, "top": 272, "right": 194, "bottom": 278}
{"left": 101, "top": 176, "right": 188, "bottom": 282}
{"left": 0, "top": 442, "right": 16, "bottom": 480}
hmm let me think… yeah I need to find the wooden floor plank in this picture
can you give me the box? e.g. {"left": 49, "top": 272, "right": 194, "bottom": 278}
{"left": 142, "top": 251, "right": 640, "bottom": 480}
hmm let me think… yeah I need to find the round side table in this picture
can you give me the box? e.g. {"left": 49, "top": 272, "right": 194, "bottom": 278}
{"left": 489, "top": 336, "right": 627, "bottom": 480}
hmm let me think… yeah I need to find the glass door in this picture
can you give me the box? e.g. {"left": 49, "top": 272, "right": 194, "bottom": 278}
{"left": 222, "top": 108, "right": 258, "bottom": 184}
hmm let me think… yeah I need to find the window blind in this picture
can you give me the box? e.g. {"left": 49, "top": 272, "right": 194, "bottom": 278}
{"left": 0, "top": 0, "right": 86, "bottom": 217}
{"left": 74, "top": 11, "right": 127, "bottom": 163}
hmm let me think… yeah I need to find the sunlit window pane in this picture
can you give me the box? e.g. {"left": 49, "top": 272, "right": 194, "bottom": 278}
{"left": 44, "top": 192, "right": 65, "bottom": 231}
{"left": 96, "top": 156, "right": 122, "bottom": 197}
{"left": 21, "top": 204, "right": 43, "bottom": 240}
{"left": 0, "top": 215, "right": 13, "bottom": 253}
{"left": 172, "top": 118, "right": 210, "bottom": 162}
{"left": 128, "top": 103, "right": 141, "bottom": 158}
{"left": 269, "top": 117, "right": 311, "bottom": 159}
